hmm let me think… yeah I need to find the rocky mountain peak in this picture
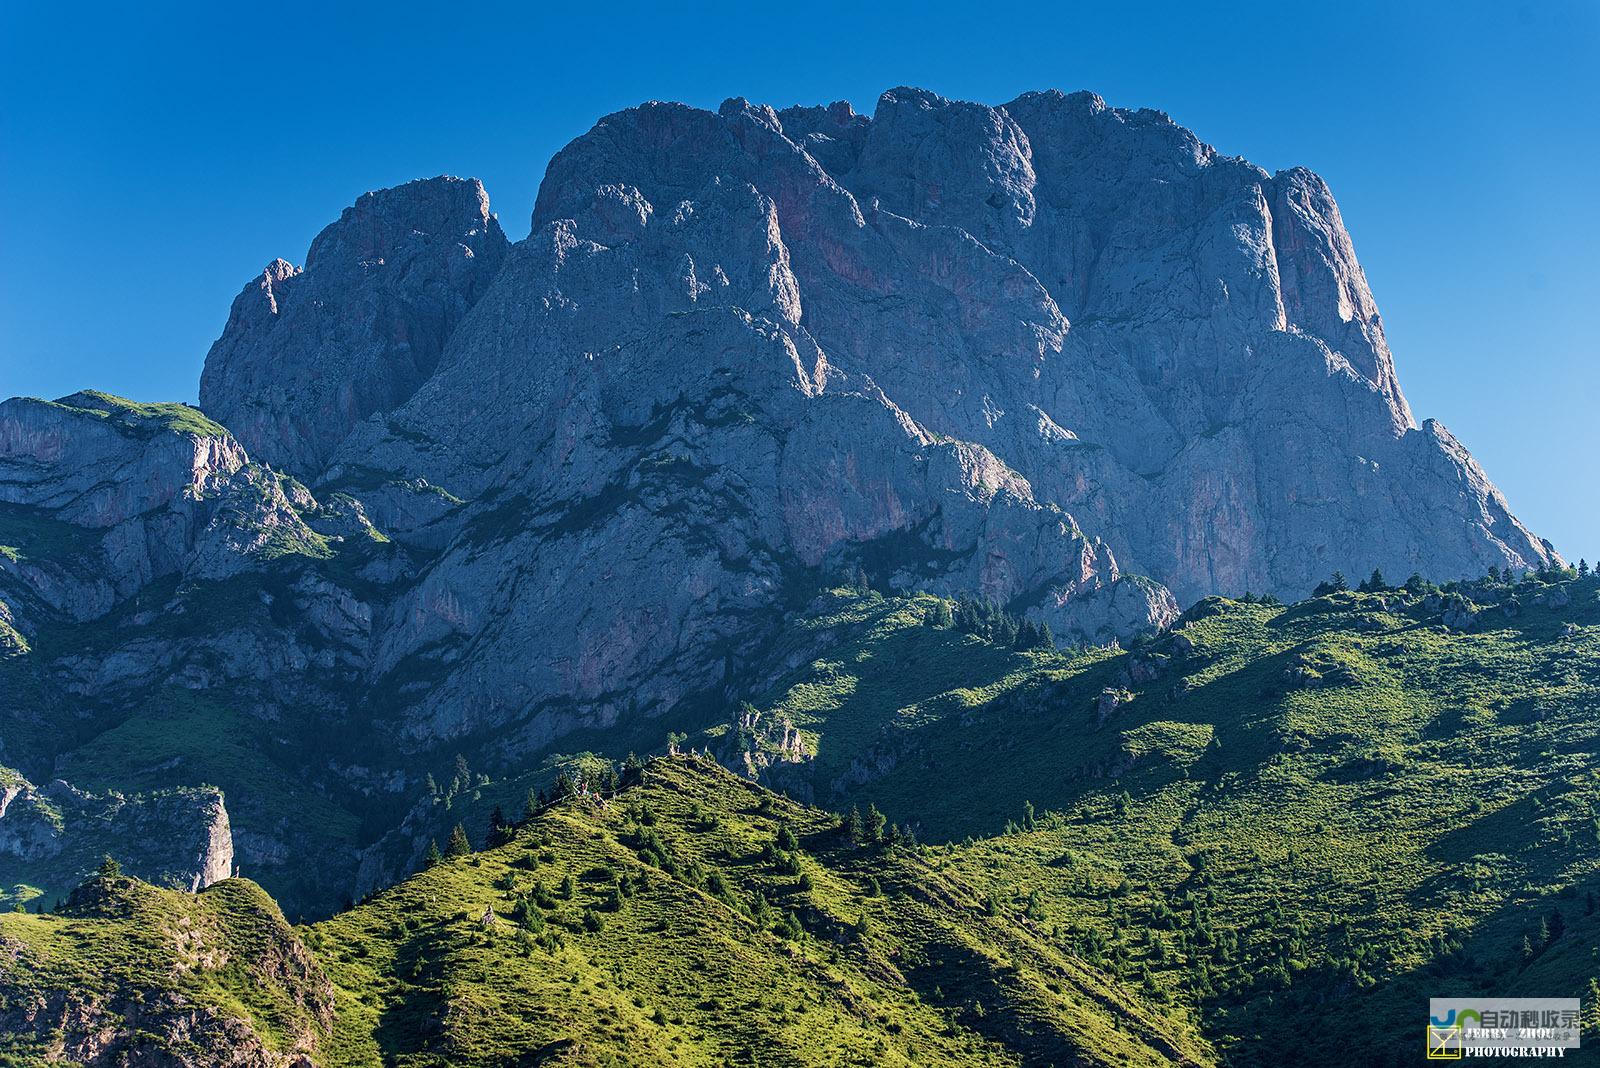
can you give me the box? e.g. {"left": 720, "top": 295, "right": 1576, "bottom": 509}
{"left": 168, "top": 85, "right": 1557, "bottom": 757}
{"left": 304, "top": 174, "right": 498, "bottom": 272}
{"left": 198, "top": 175, "right": 509, "bottom": 475}
{"left": 0, "top": 85, "right": 1565, "bottom": 922}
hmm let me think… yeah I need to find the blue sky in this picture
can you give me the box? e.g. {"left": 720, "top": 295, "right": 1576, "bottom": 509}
{"left": 1, "top": 1, "right": 1595, "bottom": 560}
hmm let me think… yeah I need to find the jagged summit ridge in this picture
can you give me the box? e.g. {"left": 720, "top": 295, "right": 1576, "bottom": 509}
{"left": 198, "top": 175, "right": 508, "bottom": 475}
{"left": 0, "top": 85, "right": 1564, "bottom": 919}
{"left": 518, "top": 86, "right": 1541, "bottom": 579}
{"left": 179, "top": 84, "right": 1555, "bottom": 751}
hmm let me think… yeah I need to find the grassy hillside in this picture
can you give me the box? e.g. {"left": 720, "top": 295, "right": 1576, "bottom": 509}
{"left": 46, "top": 389, "right": 234, "bottom": 440}
{"left": 0, "top": 870, "right": 332, "bottom": 1066}
{"left": 4, "top": 571, "right": 1598, "bottom": 1065}
{"left": 702, "top": 571, "right": 1600, "bottom": 1065}
{"left": 2, "top": 756, "right": 1210, "bottom": 1067}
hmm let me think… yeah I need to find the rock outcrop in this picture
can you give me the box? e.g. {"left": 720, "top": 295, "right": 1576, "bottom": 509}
{"left": 0, "top": 769, "right": 232, "bottom": 904}
{"left": 0, "top": 391, "right": 324, "bottom": 620}
{"left": 0, "top": 395, "right": 401, "bottom": 915}
{"left": 0, "top": 391, "right": 246, "bottom": 528}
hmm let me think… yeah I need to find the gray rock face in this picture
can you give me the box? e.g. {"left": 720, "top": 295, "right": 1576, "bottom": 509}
{"left": 279, "top": 87, "right": 1546, "bottom": 750}
{"left": 0, "top": 770, "right": 232, "bottom": 904}
{"left": 0, "top": 392, "right": 339, "bottom": 621}
{"left": 0, "top": 392, "right": 246, "bottom": 527}
{"left": 767, "top": 88, "right": 1546, "bottom": 600}
{"left": 0, "top": 395, "right": 398, "bottom": 915}
{"left": 322, "top": 162, "right": 1173, "bottom": 750}
{"left": 0, "top": 86, "right": 1560, "bottom": 914}
{"left": 199, "top": 176, "right": 508, "bottom": 475}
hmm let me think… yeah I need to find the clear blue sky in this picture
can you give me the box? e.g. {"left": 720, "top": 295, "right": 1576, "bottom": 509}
{"left": 2, "top": 1, "right": 1595, "bottom": 561}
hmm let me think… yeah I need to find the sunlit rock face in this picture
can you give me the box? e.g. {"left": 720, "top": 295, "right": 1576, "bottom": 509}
{"left": 0, "top": 87, "right": 1557, "bottom": 916}
{"left": 199, "top": 176, "right": 509, "bottom": 476}
{"left": 182, "top": 87, "right": 1553, "bottom": 753}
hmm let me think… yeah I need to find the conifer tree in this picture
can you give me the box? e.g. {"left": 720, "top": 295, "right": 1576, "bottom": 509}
{"left": 445, "top": 823, "right": 472, "bottom": 858}
{"left": 424, "top": 839, "right": 443, "bottom": 868}
{"left": 621, "top": 752, "right": 644, "bottom": 787}
{"left": 487, "top": 805, "right": 512, "bottom": 847}
{"left": 843, "top": 804, "right": 864, "bottom": 846}
{"left": 866, "top": 802, "right": 888, "bottom": 844}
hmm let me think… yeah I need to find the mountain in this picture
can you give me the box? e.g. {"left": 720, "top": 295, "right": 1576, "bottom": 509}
{"left": 194, "top": 87, "right": 1550, "bottom": 764}
{"left": 4, "top": 572, "right": 1597, "bottom": 1066}
{"left": 0, "top": 87, "right": 1559, "bottom": 921}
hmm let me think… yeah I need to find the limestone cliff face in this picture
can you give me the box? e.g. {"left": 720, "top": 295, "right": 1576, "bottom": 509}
{"left": 0, "top": 395, "right": 397, "bottom": 913}
{"left": 605, "top": 87, "right": 1542, "bottom": 602}
{"left": 0, "top": 86, "right": 1559, "bottom": 915}
{"left": 0, "top": 391, "right": 248, "bottom": 529}
{"left": 198, "top": 176, "right": 509, "bottom": 475}
{"left": 327, "top": 90, "right": 1555, "bottom": 609}
{"left": 0, "top": 771, "right": 233, "bottom": 903}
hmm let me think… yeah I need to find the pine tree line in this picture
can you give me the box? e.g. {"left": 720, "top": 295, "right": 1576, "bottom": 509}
{"left": 924, "top": 594, "right": 1054, "bottom": 650}
{"left": 1308, "top": 559, "right": 1592, "bottom": 601}
{"left": 420, "top": 753, "right": 650, "bottom": 872}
